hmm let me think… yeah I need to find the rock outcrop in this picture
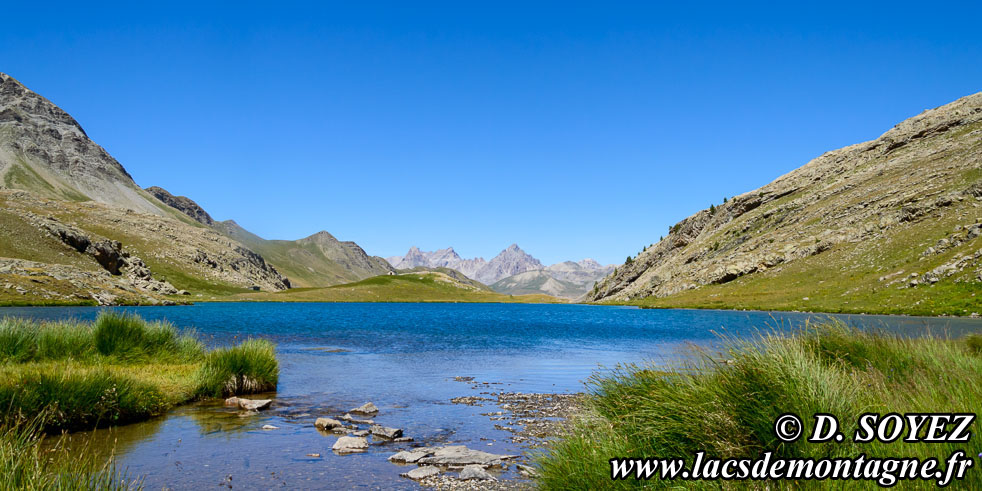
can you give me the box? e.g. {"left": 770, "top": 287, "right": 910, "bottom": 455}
{"left": 144, "top": 186, "right": 215, "bottom": 226}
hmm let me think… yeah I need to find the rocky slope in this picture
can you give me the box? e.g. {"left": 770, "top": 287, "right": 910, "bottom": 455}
{"left": 492, "top": 259, "right": 614, "bottom": 299}
{"left": 591, "top": 92, "right": 982, "bottom": 315}
{"left": 0, "top": 73, "right": 170, "bottom": 215}
{"left": 0, "top": 189, "right": 290, "bottom": 305}
{"left": 0, "top": 73, "right": 389, "bottom": 304}
{"left": 145, "top": 186, "right": 215, "bottom": 226}
{"left": 216, "top": 222, "right": 394, "bottom": 287}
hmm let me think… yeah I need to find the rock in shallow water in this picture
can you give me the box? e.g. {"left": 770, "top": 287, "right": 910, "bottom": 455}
{"left": 459, "top": 464, "right": 495, "bottom": 480}
{"left": 225, "top": 397, "right": 272, "bottom": 411}
{"left": 314, "top": 417, "right": 344, "bottom": 430}
{"left": 388, "top": 450, "right": 431, "bottom": 464}
{"left": 418, "top": 445, "right": 517, "bottom": 466}
{"left": 401, "top": 466, "right": 441, "bottom": 480}
{"left": 370, "top": 424, "right": 403, "bottom": 439}
{"left": 350, "top": 402, "right": 379, "bottom": 414}
{"left": 341, "top": 413, "right": 374, "bottom": 425}
{"left": 332, "top": 436, "right": 368, "bottom": 454}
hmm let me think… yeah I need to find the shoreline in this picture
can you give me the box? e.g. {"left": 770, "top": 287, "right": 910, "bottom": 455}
{"left": 7, "top": 299, "right": 982, "bottom": 321}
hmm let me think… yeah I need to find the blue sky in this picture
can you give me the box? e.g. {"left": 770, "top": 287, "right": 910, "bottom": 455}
{"left": 2, "top": 2, "right": 980, "bottom": 265}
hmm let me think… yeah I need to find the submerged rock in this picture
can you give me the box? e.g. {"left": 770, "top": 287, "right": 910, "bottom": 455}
{"left": 341, "top": 413, "right": 374, "bottom": 425}
{"left": 401, "top": 466, "right": 441, "bottom": 480}
{"left": 332, "top": 436, "right": 368, "bottom": 454}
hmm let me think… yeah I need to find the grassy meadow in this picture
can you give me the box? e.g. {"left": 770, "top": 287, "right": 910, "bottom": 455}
{"left": 230, "top": 272, "right": 564, "bottom": 304}
{"left": 537, "top": 323, "right": 982, "bottom": 489}
{"left": 0, "top": 312, "right": 279, "bottom": 488}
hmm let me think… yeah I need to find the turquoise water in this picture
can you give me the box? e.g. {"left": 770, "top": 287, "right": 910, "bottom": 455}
{"left": 4, "top": 303, "right": 982, "bottom": 489}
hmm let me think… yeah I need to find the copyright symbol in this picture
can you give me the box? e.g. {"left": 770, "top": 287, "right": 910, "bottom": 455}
{"left": 774, "top": 413, "right": 803, "bottom": 442}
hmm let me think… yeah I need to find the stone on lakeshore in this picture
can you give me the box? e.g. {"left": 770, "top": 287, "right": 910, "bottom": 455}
{"left": 370, "top": 424, "right": 403, "bottom": 439}
{"left": 459, "top": 464, "right": 495, "bottom": 480}
{"left": 401, "top": 466, "right": 441, "bottom": 480}
{"left": 332, "top": 436, "right": 368, "bottom": 454}
{"left": 350, "top": 402, "right": 379, "bottom": 414}
{"left": 261, "top": 424, "right": 279, "bottom": 430}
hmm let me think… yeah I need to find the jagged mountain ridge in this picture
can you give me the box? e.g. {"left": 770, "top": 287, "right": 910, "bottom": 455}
{"left": 591, "top": 92, "right": 982, "bottom": 313}
{"left": 388, "top": 244, "right": 544, "bottom": 285}
{"left": 388, "top": 245, "right": 612, "bottom": 298}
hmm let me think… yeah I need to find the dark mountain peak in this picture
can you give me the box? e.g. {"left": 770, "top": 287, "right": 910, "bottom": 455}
{"left": 145, "top": 186, "right": 215, "bottom": 226}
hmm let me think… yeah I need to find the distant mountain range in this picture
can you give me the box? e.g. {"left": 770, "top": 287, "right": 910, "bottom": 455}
{"left": 386, "top": 246, "right": 613, "bottom": 298}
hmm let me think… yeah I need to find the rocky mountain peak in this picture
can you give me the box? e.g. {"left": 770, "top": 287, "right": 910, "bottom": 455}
{"left": 0, "top": 72, "right": 167, "bottom": 215}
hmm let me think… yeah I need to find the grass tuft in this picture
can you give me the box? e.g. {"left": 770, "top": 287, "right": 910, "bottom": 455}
{"left": 194, "top": 339, "right": 279, "bottom": 398}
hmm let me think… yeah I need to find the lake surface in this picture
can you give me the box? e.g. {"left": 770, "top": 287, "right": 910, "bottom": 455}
{"left": 3, "top": 303, "right": 982, "bottom": 489}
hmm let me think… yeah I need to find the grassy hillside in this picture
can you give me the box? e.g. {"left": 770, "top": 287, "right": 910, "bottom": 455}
{"left": 231, "top": 272, "right": 564, "bottom": 303}
{"left": 592, "top": 92, "right": 982, "bottom": 316}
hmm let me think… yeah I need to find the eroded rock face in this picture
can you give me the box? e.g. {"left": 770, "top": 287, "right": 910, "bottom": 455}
{"left": 591, "top": 92, "right": 982, "bottom": 302}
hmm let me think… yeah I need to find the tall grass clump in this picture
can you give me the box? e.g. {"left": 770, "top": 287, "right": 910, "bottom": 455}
{"left": 0, "top": 416, "right": 135, "bottom": 490}
{"left": 194, "top": 339, "right": 278, "bottom": 398}
{"left": 0, "top": 317, "right": 95, "bottom": 363}
{"left": 0, "top": 367, "right": 168, "bottom": 431}
{"left": 93, "top": 312, "right": 202, "bottom": 362}
{"left": 537, "top": 322, "right": 982, "bottom": 489}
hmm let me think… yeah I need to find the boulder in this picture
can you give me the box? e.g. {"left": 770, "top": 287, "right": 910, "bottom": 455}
{"left": 459, "top": 464, "right": 495, "bottom": 481}
{"left": 370, "top": 424, "right": 403, "bottom": 439}
{"left": 350, "top": 402, "right": 379, "bottom": 414}
{"left": 314, "top": 417, "right": 344, "bottom": 430}
{"left": 401, "top": 466, "right": 441, "bottom": 480}
{"left": 332, "top": 436, "right": 368, "bottom": 454}
{"left": 261, "top": 424, "right": 279, "bottom": 430}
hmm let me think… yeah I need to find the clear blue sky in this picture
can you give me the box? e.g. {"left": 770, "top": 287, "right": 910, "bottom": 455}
{"left": 3, "top": 2, "right": 980, "bottom": 265}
